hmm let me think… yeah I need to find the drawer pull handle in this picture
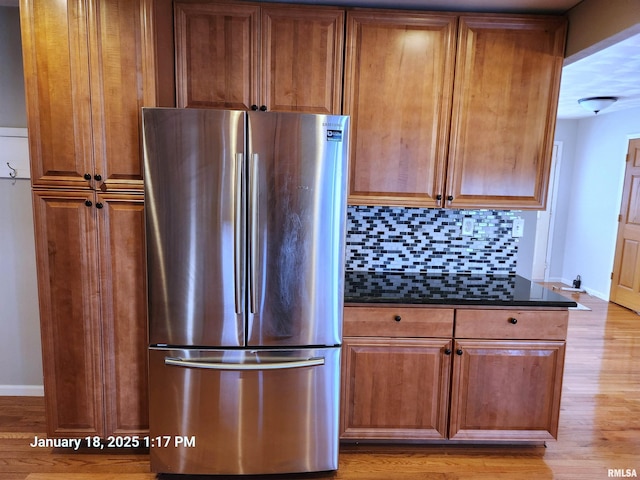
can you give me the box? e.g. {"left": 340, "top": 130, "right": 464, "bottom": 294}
{"left": 394, "top": 315, "right": 402, "bottom": 322}
{"left": 509, "top": 317, "right": 518, "bottom": 324}
{"left": 444, "top": 348, "right": 452, "bottom": 355}
{"left": 456, "top": 349, "right": 463, "bottom": 356}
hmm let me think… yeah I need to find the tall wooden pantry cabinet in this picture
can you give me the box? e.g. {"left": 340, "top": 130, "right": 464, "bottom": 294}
{"left": 20, "top": 0, "right": 156, "bottom": 437}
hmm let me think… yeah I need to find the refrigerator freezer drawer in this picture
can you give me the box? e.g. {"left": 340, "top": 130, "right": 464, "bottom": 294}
{"left": 148, "top": 347, "right": 341, "bottom": 475}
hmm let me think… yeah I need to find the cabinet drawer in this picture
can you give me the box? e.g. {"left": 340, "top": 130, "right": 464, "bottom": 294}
{"left": 455, "top": 309, "right": 568, "bottom": 340}
{"left": 344, "top": 307, "right": 454, "bottom": 338}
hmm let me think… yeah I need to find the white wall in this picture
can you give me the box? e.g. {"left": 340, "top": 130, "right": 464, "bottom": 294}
{"left": 0, "top": 179, "right": 42, "bottom": 394}
{"left": 515, "top": 210, "right": 538, "bottom": 279}
{"left": 0, "top": 6, "right": 43, "bottom": 395}
{"left": 0, "top": 6, "right": 25, "bottom": 128}
{"left": 550, "top": 120, "right": 578, "bottom": 283}
{"left": 551, "top": 108, "right": 640, "bottom": 299}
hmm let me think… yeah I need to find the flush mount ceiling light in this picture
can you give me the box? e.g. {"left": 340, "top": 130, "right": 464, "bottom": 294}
{"left": 578, "top": 96, "right": 618, "bottom": 114}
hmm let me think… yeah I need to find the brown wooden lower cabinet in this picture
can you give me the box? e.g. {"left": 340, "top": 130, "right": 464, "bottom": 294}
{"left": 32, "top": 190, "right": 148, "bottom": 438}
{"left": 449, "top": 340, "right": 566, "bottom": 442}
{"left": 341, "top": 337, "right": 452, "bottom": 441}
{"left": 97, "top": 194, "right": 148, "bottom": 436}
{"left": 341, "top": 306, "right": 568, "bottom": 443}
{"left": 32, "top": 190, "right": 104, "bottom": 436}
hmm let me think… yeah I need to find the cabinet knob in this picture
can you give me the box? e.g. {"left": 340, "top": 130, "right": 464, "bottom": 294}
{"left": 509, "top": 317, "right": 518, "bottom": 324}
{"left": 260, "top": 105, "right": 267, "bottom": 112}
{"left": 444, "top": 348, "right": 452, "bottom": 355}
{"left": 96, "top": 202, "right": 104, "bottom": 209}
{"left": 85, "top": 200, "right": 92, "bottom": 207}
{"left": 394, "top": 315, "right": 402, "bottom": 322}
{"left": 250, "top": 105, "right": 258, "bottom": 111}
{"left": 456, "top": 349, "right": 463, "bottom": 356}
{"left": 436, "top": 194, "right": 442, "bottom": 201}
{"left": 94, "top": 174, "right": 102, "bottom": 181}
{"left": 447, "top": 195, "right": 454, "bottom": 202}
{"left": 84, "top": 173, "right": 92, "bottom": 180}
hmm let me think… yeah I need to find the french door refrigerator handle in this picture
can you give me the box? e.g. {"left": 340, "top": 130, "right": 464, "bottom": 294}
{"left": 234, "top": 153, "right": 244, "bottom": 315}
{"left": 249, "top": 153, "right": 259, "bottom": 315}
{"left": 164, "top": 356, "right": 325, "bottom": 370}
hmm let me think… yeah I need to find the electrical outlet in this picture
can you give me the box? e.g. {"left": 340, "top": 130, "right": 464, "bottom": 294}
{"left": 512, "top": 218, "right": 525, "bottom": 238}
{"left": 461, "top": 218, "right": 475, "bottom": 236}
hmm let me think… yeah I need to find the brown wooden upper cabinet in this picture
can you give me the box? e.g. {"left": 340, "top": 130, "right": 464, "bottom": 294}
{"left": 344, "top": 11, "right": 567, "bottom": 209}
{"left": 174, "top": 1, "right": 344, "bottom": 114}
{"left": 21, "top": 0, "right": 150, "bottom": 191}
{"left": 344, "top": 11, "right": 457, "bottom": 208}
{"left": 448, "top": 16, "right": 567, "bottom": 209}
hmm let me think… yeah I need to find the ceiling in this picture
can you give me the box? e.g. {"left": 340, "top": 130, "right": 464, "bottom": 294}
{"left": 557, "top": 32, "right": 640, "bottom": 119}
{"left": 2, "top": 0, "right": 639, "bottom": 119}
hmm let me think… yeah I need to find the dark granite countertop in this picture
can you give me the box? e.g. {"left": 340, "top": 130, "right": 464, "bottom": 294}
{"left": 344, "top": 271, "right": 577, "bottom": 308}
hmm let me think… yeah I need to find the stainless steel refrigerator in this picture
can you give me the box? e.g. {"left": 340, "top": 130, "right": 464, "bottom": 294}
{"left": 142, "top": 108, "right": 349, "bottom": 475}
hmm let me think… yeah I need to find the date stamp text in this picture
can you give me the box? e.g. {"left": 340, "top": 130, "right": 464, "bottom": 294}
{"left": 29, "top": 435, "right": 196, "bottom": 450}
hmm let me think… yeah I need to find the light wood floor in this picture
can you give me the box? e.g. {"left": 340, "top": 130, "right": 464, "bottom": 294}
{"left": 1, "top": 286, "right": 638, "bottom": 480}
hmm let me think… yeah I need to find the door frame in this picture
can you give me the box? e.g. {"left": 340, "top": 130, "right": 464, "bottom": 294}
{"left": 532, "top": 142, "right": 562, "bottom": 282}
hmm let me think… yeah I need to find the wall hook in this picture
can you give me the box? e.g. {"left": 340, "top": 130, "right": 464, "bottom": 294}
{"left": 7, "top": 162, "right": 17, "bottom": 179}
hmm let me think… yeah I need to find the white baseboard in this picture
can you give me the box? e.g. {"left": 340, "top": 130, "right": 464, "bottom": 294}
{"left": 540, "top": 276, "right": 566, "bottom": 284}
{"left": 556, "top": 277, "right": 609, "bottom": 301}
{"left": 544, "top": 277, "right": 610, "bottom": 301}
{"left": 0, "top": 385, "right": 44, "bottom": 396}
{"left": 558, "top": 276, "right": 573, "bottom": 286}
{"left": 585, "top": 288, "right": 609, "bottom": 301}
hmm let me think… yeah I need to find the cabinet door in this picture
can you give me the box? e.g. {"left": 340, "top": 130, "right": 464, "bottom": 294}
{"left": 21, "top": 0, "right": 94, "bottom": 189}
{"left": 87, "top": 0, "right": 148, "bottom": 191}
{"left": 21, "top": 0, "right": 150, "bottom": 191}
{"left": 341, "top": 337, "right": 452, "bottom": 441}
{"left": 344, "top": 11, "right": 457, "bottom": 207}
{"left": 447, "top": 16, "right": 566, "bottom": 209}
{"left": 449, "top": 340, "right": 565, "bottom": 441}
{"left": 97, "top": 194, "right": 148, "bottom": 435}
{"left": 174, "top": 2, "right": 259, "bottom": 110}
{"left": 261, "top": 6, "right": 344, "bottom": 114}
{"left": 32, "top": 190, "right": 104, "bottom": 437}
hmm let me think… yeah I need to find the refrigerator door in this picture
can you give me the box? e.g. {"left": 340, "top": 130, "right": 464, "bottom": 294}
{"left": 148, "top": 346, "right": 341, "bottom": 475}
{"left": 143, "top": 108, "right": 246, "bottom": 347}
{"left": 247, "top": 112, "right": 349, "bottom": 347}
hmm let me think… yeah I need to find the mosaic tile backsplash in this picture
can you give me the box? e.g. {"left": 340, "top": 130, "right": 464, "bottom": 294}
{"left": 345, "top": 206, "right": 520, "bottom": 274}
